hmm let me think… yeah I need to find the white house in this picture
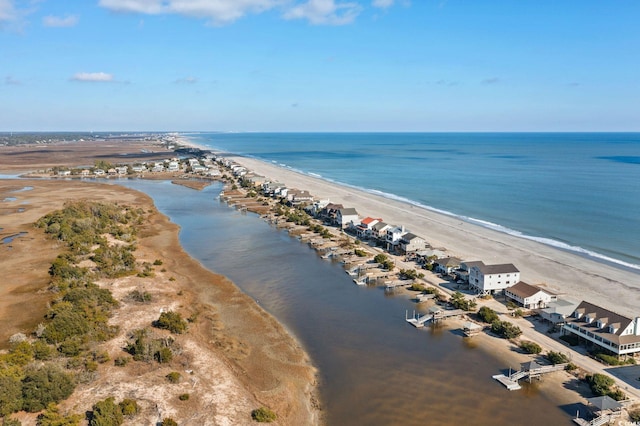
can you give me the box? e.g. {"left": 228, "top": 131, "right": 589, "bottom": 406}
{"left": 505, "top": 281, "right": 557, "bottom": 309}
{"left": 399, "top": 233, "right": 427, "bottom": 253}
{"left": 168, "top": 161, "right": 180, "bottom": 172}
{"left": 539, "top": 299, "right": 580, "bottom": 325}
{"left": 385, "top": 225, "right": 408, "bottom": 251}
{"left": 468, "top": 263, "right": 520, "bottom": 295}
{"left": 336, "top": 208, "right": 359, "bottom": 229}
{"left": 563, "top": 301, "right": 640, "bottom": 357}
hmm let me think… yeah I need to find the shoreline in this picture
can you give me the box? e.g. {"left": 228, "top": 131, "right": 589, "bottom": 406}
{"left": 201, "top": 150, "right": 640, "bottom": 319}
{"left": 177, "top": 135, "right": 640, "bottom": 273}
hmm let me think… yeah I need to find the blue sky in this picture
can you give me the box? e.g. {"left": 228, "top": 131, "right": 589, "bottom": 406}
{"left": 1, "top": 0, "right": 639, "bottom": 132}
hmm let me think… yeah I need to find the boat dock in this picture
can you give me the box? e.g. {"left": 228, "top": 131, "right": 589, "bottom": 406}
{"left": 385, "top": 280, "right": 412, "bottom": 290}
{"left": 493, "top": 361, "right": 568, "bottom": 390}
{"left": 405, "top": 308, "right": 465, "bottom": 328}
{"left": 414, "top": 293, "right": 436, "bottom": 303}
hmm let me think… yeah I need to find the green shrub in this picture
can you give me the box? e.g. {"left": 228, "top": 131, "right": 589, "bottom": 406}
{"left": 155, "top": 347, "right": 173, "bottom": 364}
{"left": 399, "top": 269, "right": 424, "bottom": 280}
{"left": 545, "top": 351, "right": 569, "bottom": 365}
{"left": 251, "top": 407, "right": 277, "bottom": 423}
{"left": 449, "top": 291, "right": 477, "bottom": 311}
{"left": 2, "top": 416, "right": 22, "bottom": 426}
{"left": 90, "top": 397, "right": 123, "bottom": 426}
{"left": 5, "top": 341, "right": 34, "bottom": 367}
{"left": 477, "top": 306, "right": 499, "bottom": 324}
{"left": 586, "top": 373, "right": 615, "bottom": 397}
{"left": 118, "top": 399, "right": 138, "bottom": 417}
{"left": 593, "top": 352, "right": 635, "bottom": 366}
{"left": 565, "top": 363, "right": 578, "bottom": 372}
{"left": 33, "top": 341, "right": 55, "bottom": 360}
{"left": 628, "top": 409, "right": 640, "bottom": 422}
{"left": 161, "top": 418, "right": 178, "bottom": 426}
{"left": 178, "top": 393, "right": 189, "bottom": 401}
{"left": 93, "top": 351, "right": 110, "bottom": 364}
{"left": 408, "top": 283, "right": 426, "bottom": 292}
{"left": 490, "top": 320, "right": 522, "bottom": 339}
{"left": 127, "top": 290, "right": 152, "bottom": 303}
{"left": 373, "top": 254, "right": 388, "bottom": 264}
{"left": 155, "top": 311, "right": 187, "bottom": 334}
{"left": 113, "top": 357, "right": 129, "bottom": 367}
{"left": 21, "top": 365, "right": 75, "bottom": 412}
{"left": 0, "top": 375, "right": 22, "bottom": 416}
{"left": 36, "top": 403, "right": 81, "bottom": 426}
{"left": 153, "top": 259, "right": 163, "bottom": 266}
{"left": 519, "top": 341, "right": 542, "bottom": 354}
{"left": 57, "top": 338, "right": 83, "bottom": 357}
{"left": 166, "top": 372, "right": 181, "bottom": 383}
{"left": 354, "top": 249, "right": 367, "bottom": 257}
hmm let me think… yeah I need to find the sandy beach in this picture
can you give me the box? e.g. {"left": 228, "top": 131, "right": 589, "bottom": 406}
{"left": 224, "top": 154, "right": 640, "bottom": 319}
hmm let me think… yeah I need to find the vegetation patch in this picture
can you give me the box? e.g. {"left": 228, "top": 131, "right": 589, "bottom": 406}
{"left": 477, "top": 306, "right": 499, "bottom": 324}
{"left": 251, "top": 407, "right": 277, "bottom": 423}
{"left": 585, "top": 373, "right": 626, "bottom": 401}
{"left": 399, "top": 269, "right": 424, "bottom": 280}
{"left": 519, "top": 341, "right": 542, "bottom": 354}
{"left": 545, "top": 351, "right": 569, "bottom": 365}
{"left": 490, "top": 320, "right": 522, "bottom": 339}
{"left": 166, "top": 371, "right": 181, "bottom": 384}
{"left": 0, "top": 201, "right": 148, "bottom": 418}
{"left": 449, "top": 291, "right": 477, "bottom": 311}
{"left": 592, "top": 351, "right": 636, "bottom": 366}
{"left": 155, "top": 311, "right": 188, "bottom": 334}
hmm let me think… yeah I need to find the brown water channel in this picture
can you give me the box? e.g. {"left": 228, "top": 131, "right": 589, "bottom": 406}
{"left": 121, "top": 180, "right": 574, "bottom": 426}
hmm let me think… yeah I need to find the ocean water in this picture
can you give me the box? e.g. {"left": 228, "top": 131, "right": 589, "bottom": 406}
{"left": 188, "top": 132, "right": 640, "bottom": 271}
{"left": 115, "top": 180, "right": 575, "bottom": 425}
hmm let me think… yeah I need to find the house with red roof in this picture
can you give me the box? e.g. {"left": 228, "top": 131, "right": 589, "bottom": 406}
{"left": 355, "top": 217, "right": 383, "bottom": 239}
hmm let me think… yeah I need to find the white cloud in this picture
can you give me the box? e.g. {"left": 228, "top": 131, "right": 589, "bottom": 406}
{"left": 284, "top": 0, "right": 362, "bottom": 25}
{"left": 99, "top": 0, "right": 367, "bottom": 25}
{"left": 372, "top": 0, "right": 393, "bottom": 8}
{"left": 43, "top": 14, "right": 79, "bottom": 27}
{"left": 99, "top": 0, "right": 285, "bottom": 25}
{"left": 0, "top": 0, "right": 17, "bottom": 22}
{"left": 71, "top": 72, "right": 114, "bottom": 82}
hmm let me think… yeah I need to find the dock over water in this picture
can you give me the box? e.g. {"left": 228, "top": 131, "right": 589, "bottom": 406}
{"left": 493, "top": 361, "right": 568, "bottom": 390}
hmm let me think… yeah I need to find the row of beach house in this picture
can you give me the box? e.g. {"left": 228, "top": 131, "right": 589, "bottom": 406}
{"left": 56, "top": 153, "right": 222, "bottom": 177}
{"left": 220, "top": 156, "right": 640, "bottom": 360}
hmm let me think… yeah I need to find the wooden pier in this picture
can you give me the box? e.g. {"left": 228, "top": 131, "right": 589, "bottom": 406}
{"left": 493, "top": 361, "right": 568, "bottom": 390}
{"left": 405, "top": 308, "right": 465, "bottom": 328}
{"left": 414, "top": 293, "right": 436, "bottom": 303}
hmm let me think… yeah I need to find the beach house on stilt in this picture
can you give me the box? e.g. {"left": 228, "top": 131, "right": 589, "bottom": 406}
{"left": 563, "top": 301, "right": 640, "bottom": 358}
{"left": 468, "top": 263, "right": 520, "bottom": 296}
